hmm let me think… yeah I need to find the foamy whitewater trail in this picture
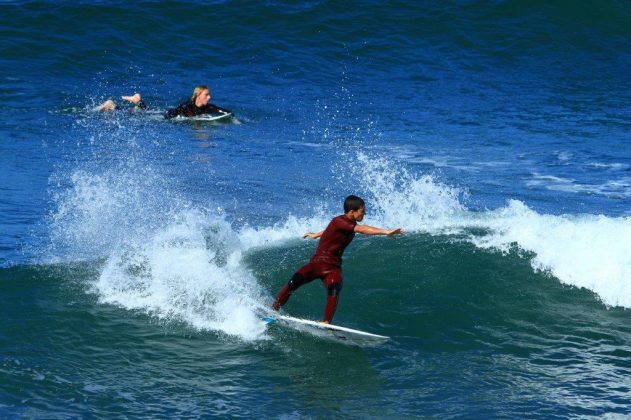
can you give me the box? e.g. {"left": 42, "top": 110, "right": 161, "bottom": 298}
{"left": 93, "top": 209, "right": 340, "bottom": 341}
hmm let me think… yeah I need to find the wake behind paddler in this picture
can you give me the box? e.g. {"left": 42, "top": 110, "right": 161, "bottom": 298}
{"left": 272, "top": 195, "right": 405, "bottom": 324}
{"left": 96, "top": 84, "right": 234, "bottom": 120}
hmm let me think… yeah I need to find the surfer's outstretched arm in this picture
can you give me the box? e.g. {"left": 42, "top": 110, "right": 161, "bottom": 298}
{"left": 303, "top": 231, "right": 324, "bottom": 239}
{"left": 354, "top": 225, "right": 404, "bottom": 236}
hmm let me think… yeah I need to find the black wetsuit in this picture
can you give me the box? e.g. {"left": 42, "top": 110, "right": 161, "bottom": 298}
{"left": 165, "top": 101, "right": 232, "bottom": 119}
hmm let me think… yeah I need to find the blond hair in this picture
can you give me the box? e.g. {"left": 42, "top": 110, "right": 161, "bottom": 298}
{"left": 191, "top": 85, "right": 210, "bottom": 102}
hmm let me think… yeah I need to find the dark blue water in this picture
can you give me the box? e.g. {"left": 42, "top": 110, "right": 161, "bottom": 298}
{"left": 2, "top": 1, "right": 631, "bottom": 417}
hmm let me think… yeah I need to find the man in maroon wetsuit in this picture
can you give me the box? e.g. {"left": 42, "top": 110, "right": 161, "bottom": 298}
{"left": 271, "top": 195, "right": 404, "bottom": 324}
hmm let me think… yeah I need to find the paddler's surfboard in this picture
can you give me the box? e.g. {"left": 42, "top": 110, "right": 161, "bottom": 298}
{"left": 262, "top": 314, "right": 389, "bottom": 347}
{"left": 144, "top": 110, "right": 234, "bottom": 122}
{"left": 174, "top": 112, "right": 233, "bottom": 122}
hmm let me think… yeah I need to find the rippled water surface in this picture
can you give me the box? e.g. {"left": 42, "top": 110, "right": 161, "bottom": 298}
{"left": 2, "top": 1, "right": 631, "bottom": 417}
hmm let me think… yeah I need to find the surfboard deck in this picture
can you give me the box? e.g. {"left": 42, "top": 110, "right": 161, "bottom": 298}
{"left": 262, "top": 314, "right": 389, "bottom": 347}
{"left": 143, "top": 110, "right": 234, "bottom": 122}
{"left": 174, "top": 112, "right": 233, "bottom": 122}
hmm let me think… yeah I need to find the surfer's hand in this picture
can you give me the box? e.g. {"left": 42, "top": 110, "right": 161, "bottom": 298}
{"left": 303, "top": 230, "right": 323, "bottom": 239}
{"left": 387, "top": 228, "right": 405, "bottom": 236}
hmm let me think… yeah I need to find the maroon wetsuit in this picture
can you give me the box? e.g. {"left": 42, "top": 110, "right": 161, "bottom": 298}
{"left": 272, "top": 215, "right": 357, "bottom": 323}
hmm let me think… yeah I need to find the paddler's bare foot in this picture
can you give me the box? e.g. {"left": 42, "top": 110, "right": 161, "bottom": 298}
{"left": 121, "top": 93, "right": 142, "bottom": 104}
{"left": 96, "top": 99, "right": 117, "bottom": 112}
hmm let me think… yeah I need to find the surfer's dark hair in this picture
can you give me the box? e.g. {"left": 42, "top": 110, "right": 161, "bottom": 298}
{"left": 344, "top": 195, "right": 365, "bottom": 212}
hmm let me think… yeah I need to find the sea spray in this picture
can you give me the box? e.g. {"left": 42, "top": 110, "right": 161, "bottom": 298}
{"left": 48, "top": 165, "right": 177, "bottom": 262}
{"left": 48, "top": 167, "right": 268, "bottom": 340}
{"left": 96, "top": 210, "right": 267, "bottom": 340}
{"left": 352, "top": 152, "right": 468, "bottom": 232}
{"left": 238, "top": 213, "right": 331, "bottom": 249}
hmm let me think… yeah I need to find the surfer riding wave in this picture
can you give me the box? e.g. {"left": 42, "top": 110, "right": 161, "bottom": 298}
{"left": 272, "top": 195, "right": 404, "bottom": 324}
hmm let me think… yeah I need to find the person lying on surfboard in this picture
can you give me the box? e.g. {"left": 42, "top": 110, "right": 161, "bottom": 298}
{"left": 272, "top": 195, "right": 404, "bottom": 324}
{"left": 96, "top": 85, "right": 233, "bottom": 119}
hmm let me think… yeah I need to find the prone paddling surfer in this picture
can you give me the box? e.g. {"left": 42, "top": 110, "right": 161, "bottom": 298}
{"left": 96, "top": 85, "right": 233, "bottom": 119}
{"left": 164, "top": 85, "right": 232, "bottom": 119}
{"left": 271, "top": 195, "right": 404, "bottom": 324}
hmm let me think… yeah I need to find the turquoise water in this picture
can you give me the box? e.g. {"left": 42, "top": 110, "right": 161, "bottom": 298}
{"left": 2, "top": 1, "right": 631, "bottom": 417}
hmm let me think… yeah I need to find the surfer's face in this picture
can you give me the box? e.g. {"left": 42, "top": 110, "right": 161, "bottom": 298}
{"left": 197, "top": 89, "right": 211, "bottom": 106}
{"left": 349, "top": 206, "right": 365, "bottom": 222}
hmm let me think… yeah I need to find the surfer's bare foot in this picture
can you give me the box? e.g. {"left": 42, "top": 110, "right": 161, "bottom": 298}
{"left": 96, "top": 99, "right": 117, "bottom": 112}
{"left": 121, "top": 93, "right": 142, "bottom": 104}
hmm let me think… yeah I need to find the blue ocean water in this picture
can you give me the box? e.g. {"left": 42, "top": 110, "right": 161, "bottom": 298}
{"left": 2, "top": 1, "right": 631, "bottom": 417}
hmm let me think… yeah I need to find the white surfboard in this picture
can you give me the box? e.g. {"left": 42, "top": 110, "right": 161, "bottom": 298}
{"left": 174, "top": 112, "right": 233, "bottom": 122}
{"left": 262, "top": 314, "right": 389, "bottom": 347}
{"left": 144, "top": 110, "right": 233, "bottom": 122}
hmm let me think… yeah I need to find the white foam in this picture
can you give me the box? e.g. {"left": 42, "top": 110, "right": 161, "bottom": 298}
{"left": 237, "top": 212, "right": 332, "bottom": 250}
{"left": 94, "top": 210, "right": 269, "bottom": 340}
{"left": 555, "top": 151, "right": 573, "bottom": 162}
{"left": 352, "top": 152, "right": 468, "bottom": 232}
{"left": 48, "top": 169, "right": 162, "bottom": 261}
{"left": 527, "top": 172, "right": 631, "bottom": 198}
{"left": 588, "top": 162, "right": 629, "bottom": 171}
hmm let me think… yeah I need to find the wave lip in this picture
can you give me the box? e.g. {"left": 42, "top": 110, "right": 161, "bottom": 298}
{"left": 470, "top": 200, "right": 631, "bottom": 308}
{"left": 346, "top": 153, "right": 631, "bottom": 310}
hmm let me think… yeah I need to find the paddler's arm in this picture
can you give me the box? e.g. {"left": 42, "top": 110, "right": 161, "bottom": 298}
{"left": 165, "top": 102, "right": 189, "bottom": 120}
{"left": 354, "top": 225, "right": 405, "bottom": 236}
{"left": 210, "top": 104, "right": 233, "bottom": 116}
{"left": 303, "top": 230, "right": 324, "bottom": 239}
